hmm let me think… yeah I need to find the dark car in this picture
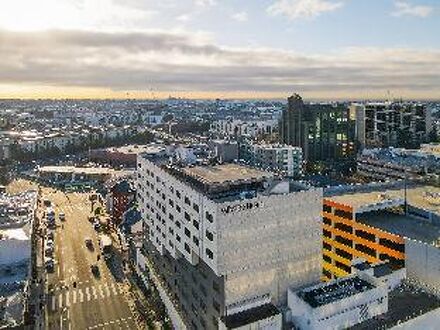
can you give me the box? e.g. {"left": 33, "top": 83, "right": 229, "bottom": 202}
{"left": 90, "top": 264, "right": 100, "bottom": 278}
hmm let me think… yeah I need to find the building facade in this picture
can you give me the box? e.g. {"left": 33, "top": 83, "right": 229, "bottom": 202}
{"left": 279, "top": 94, "right": 356, "bottom": 165}
{"left": 136, "top": 153, "right": 323, "bottom": 329}
{"left": 350, "top": 102, "right": 432, "bottom": 149}
{"left": 322, "top": 198, "right": 405, "bottom": 281}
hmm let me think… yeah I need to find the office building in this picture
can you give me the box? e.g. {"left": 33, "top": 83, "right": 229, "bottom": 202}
{"left": 350, "top": 102, "right": 432, "bottom": 149}
{"left": 136, "top": 150, "right": 323, "bottom": 329}
{"left": 279, "top": 94, "right": 356, "bottom": 165}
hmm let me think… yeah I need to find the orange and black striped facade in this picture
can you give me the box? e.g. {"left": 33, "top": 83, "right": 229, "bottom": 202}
{"left": 321, "top": 199, "right": 405, "bottom": 281}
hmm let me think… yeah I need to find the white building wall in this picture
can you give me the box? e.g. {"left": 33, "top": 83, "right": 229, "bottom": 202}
{"left": 217, "top": 189, "right": 322, "bottom": 308}
{"left": 405, "top": 239, "right": 440, "bottom": 296}
{"left": 288, "top": 278, "right": 388, "bottom": 330}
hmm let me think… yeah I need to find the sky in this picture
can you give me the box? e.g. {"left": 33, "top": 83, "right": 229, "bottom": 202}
{"left": 0, "top": 0, "right": 439, "bottom": 100}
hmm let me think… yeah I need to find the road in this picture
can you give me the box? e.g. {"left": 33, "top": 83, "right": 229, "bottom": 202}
{"left": 41, "top": 187, "right": 140, "bottom": 330}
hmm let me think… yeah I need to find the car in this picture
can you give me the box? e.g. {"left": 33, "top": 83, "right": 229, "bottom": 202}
{"left": 45, "top": 258, "right": 54, "bottom": 272}
{"left": 46, "top": 231, "right": 54, "bottom": 240}
{"left": 88, "top": 216, "right": 95, "bottom": 223}
{"left": 45, "top": 246, "right": 54, "bottom": 257}
{"left": 46, "top": 238, "right": 54, "bottom": 248}
{"left": 90, "top": 264, "right": 100, "bottom": 277}
{"left": 59, "top": 212, "right": 65, "bottom": 221}
{"left": 85, "top": 238, "right": 94, "bottom": 250}
{"left": 93, "top": 222, "right": 101, "bottom": 231}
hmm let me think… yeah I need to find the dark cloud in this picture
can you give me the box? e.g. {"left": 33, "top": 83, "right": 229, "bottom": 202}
{"left": 0, "top": 29, "right": 439, "bottom": 95}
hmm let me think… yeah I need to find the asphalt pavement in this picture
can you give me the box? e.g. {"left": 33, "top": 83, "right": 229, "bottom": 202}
{"left": 41, "top": 188, "right": 140, "bottom": 330}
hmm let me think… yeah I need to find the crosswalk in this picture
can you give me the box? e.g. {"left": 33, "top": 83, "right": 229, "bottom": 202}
{"left": 48, "top": 282, "right": 125, "bottom": 311}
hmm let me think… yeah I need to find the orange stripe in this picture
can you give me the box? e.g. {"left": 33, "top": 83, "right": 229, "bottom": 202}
{"left": 323, "top": 224, "right": 405, "bottom": 260}
{"left": 323, "top": 199, "right": 353, "bottom": 213}
{"left": 323, "top": 249, "right": 352, "bottom": 266}
{"left": 323, "top": 237, "right": 378, "bottom": 264}
{"left": 323, "top": 261, "right": 350, "bottom": 277}
{"left": 323, "top": 211, "right": 404, "bottom": 244}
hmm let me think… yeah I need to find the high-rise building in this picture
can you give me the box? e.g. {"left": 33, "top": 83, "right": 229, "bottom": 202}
{"left": 136, "top": 151, "right": 323, "bottom": 329}
{"left": 279, "top": 94, "right": 356, "bottom": 165}
{"left": 350, "top": 102, "right": 432, "bottom": 149}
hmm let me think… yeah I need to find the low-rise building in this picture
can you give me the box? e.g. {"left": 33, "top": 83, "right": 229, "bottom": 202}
{"left": 289, "top": 274, "right": 388, "bottom": 330}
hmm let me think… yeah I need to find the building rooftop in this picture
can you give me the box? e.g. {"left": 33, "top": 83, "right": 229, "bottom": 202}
{"left": 299, "top": 276, "right": 375, "bottom": 308}
{"left": 356, "top": 211, "right": 440, "bottom": 245}
{"left": 182, "top": 164, "right": 272, "bottom": 185}
{"left": 328, "top": 184, "right": 440, "bottom": 216}
{"left": 38, "top": 166, "right": 116, "bottom": 175}
{"left": 220, "top": 303, "right": 280, "bottom": 329}
{"left": 352, "top": 281, "right": 440, "bottom": 330}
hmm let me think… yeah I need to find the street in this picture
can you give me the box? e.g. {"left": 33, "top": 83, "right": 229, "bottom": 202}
{"left": 40, "top": 188, "right": 141, "bottom": 330}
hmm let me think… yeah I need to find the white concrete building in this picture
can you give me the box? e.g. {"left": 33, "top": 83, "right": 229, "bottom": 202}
{"left": 252, "top": 144, "right": 303, "bottom": 178}
{"left": 288, "top": 273, "right": 388, "bottom": 330}
{"left": 136, "top": 151, "right": 323, "bottom": 328}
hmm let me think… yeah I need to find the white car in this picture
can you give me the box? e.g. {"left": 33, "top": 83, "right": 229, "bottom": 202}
{"left": 59, "top": 212, "right": 66, "bottom": 221}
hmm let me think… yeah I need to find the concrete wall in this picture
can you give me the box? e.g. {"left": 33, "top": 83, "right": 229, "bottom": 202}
{"left": 405, "top": 239, "right": 440, "bottom": 296}
{"left": 218, "top": 188, "right": 323, "bottom": 308}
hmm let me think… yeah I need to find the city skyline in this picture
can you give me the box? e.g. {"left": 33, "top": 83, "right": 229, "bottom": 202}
{"left": 1, "top": 0, "right": 439, "bottom": 100}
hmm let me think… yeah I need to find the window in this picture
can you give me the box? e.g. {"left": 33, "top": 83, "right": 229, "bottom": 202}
{"left": 206, "top": 248, "right": 213, "bottom": 259}
{"left": 176, "top": 205, "right": 181, "bottom": 213}
{"left": 193, "top": 220, "right": 199, "bottom": 230}
{"left": 193, "top": 236, "right": 199, "bottom": 246}
{"left": 184, "top": 243, "right": 190, "bottom": 253}
{"left": 169, "top": 199, "right": 174, "bottom": 207}
{"left": 176, "top": 190, "right": 181, "bottom": 198}
{"left": 205, "top": 230, "right": 213, "bottom": 241}
{"left": 169, "top": 213, "right": 174, "bottom": 221}
{"left": 184, "top": 212, "right": 191, "bottom": 221}
{"left": 193, "top": 204, "right": 199, "bottom": 212}
{"left": 169, "top": 227, "right": 174, "bottom": 235}
{"left": 205, "top": 211, "right": 213, "bottom": 223}
{"left": 185, "top": 227, "right": 191, "bottom": 238}
{"left": 175, "top": 221, "right": 181, "bottom": 228}
{"left": 176, "top": 234, "right": 181, "bottom": 242}
{"left": 185, "top": 197, "right": 191, "bottom": 205}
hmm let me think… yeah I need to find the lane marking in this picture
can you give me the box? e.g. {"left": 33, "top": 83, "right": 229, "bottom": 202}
{"left": 85, "top": 287, "right": 90, "bottom": 301}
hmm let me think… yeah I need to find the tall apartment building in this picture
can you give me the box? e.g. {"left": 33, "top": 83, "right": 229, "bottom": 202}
{"left": 136, "top": 152, "right": 323, "bottom": 329}
{"left": 279, "top": 94, "right": 356, "bottom": 165}
{"left": 350, "top": 102, "right": 432, "bottom": 149}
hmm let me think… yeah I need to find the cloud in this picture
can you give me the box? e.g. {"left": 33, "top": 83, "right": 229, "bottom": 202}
{"left": 0, "top": 29, "right": 439, "bottom": 98}
{"left": 267, "top": 0, "right": 343, "bottom": 20}
{"left": 231, "top": 11, "right": 249, "bottom": 22}
{"left": 194, "top": 0, "right": 216, "bottom": 7}
{"left": 392, "top": 1, "right": 433, "bottom": 18}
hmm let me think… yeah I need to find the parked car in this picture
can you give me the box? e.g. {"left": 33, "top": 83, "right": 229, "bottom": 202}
{"left": 85, "top": 238, "right": 94, "bottom": 250}
{"left": 90, "top": 264, "right": 100, "bottom": 277}
{"left": 59, "top": 212, "right": 66, "bottom": 221}
{"left": 45, "top": 258, "right": 54, "bottom": 272}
